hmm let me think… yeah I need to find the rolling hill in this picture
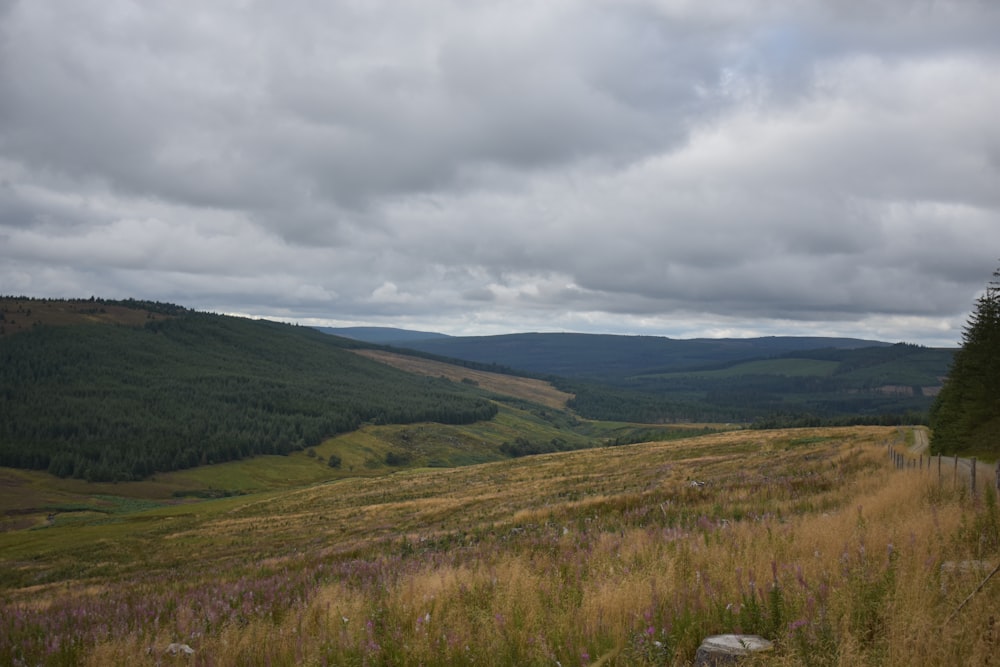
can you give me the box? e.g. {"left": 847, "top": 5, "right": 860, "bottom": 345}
{"left": 1, "top": 297, "right": 722, "bottom": 487}
{"left": 367, "top": 331, "right": 894, "bottom": 378}
{"left": 1, "top": 296, "right": 954, "bottom": 486}
{"left": 318, "top": 327, "right": 955, "bottom": 425}
{"left": 0, "top": 298, "right": 498, "bottom": 482}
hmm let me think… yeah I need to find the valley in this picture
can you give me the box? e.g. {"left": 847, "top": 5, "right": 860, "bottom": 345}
{"left": 0, "top": 298, "right": 991, "bottom": 665}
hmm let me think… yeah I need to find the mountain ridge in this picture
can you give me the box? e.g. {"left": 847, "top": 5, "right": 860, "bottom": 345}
{"left": 315, "top": 326, "right": 451, "bottom": 345}
{"left": 318, "top": 328, "right": 901, "bottom": 378}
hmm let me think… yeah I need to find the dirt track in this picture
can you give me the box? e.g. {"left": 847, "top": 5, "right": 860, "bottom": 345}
{"left": 909, "top": 427, "right": 930, "bottom": 455}
{"left": 905, "top": 427, "right": 995, "bottom": 492}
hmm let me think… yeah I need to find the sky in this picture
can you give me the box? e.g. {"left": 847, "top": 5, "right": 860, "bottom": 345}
{"left": 1, "top": 1, "right": 998, "bottom": 347}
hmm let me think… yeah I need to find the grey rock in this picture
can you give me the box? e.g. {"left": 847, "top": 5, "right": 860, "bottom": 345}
{"left": 165, "top": 642, "right": 195, "bottom": 656}
{"left": 695, "top": 634, "right": 773, "bottom": 665}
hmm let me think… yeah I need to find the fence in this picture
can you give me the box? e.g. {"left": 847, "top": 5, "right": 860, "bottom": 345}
{"left": 888, "top": 444, "right": 998, "bottom": 496}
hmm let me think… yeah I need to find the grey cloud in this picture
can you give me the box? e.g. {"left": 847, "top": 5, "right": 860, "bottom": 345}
{"left": 1, "top": 0, "right": 999, "bottom": 345}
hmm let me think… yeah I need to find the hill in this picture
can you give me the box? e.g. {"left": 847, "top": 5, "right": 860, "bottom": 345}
{"left": 0, "top": 298, "right": 498, "bottom": 482}
{"left": 1, "top": 297, "right": 722, "bottom": 487}
{"left": 389, "top": 331, "right": 892, "bottom": 378}
{"left": 345, "top": 330, "right": 954, "bottom": 424}
{"left": 0, "top": 296, "right": 954, "bottom": 484}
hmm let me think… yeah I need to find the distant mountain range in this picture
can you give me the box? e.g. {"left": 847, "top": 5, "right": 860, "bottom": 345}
{"left": 318, "top": 327, "right": 901, "bottom": 378}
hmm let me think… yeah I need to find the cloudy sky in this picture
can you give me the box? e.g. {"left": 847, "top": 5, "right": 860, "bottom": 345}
{"left": 1, "top": 1, "right": 998, "bottom": 346}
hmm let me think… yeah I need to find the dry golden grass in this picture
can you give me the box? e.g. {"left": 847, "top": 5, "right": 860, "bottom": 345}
{"left": 354, "top": 348, "right": 574, "bottom": 409}
{"left": 6, "top": 426, "right": 1000, "bottom": 666}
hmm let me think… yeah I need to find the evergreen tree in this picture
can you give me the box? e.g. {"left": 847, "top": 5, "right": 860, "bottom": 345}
{"left": 930, "top": 265, "right": 1000, "bottom": 454}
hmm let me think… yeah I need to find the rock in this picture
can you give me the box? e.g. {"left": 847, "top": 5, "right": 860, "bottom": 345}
{"left": 695, "top": 634, "right": 773, "bottom": 665}
{"left": 165, "top": 642, "right": 195, "bottom": 656}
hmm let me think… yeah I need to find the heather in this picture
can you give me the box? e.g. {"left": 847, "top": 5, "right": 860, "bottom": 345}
{"left": 3, "top": 426, "right": 999, "bottom": 665}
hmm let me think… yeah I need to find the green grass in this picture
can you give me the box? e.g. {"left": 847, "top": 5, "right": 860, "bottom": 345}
{"left": 642, "top": 357, "right": 840, "bottom": 379}
{"left": 0, "top": 403, "right": 733, "bottom": 515}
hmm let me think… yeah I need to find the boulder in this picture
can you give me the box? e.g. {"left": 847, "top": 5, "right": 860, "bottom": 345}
{"left": 695, "top": 634, "right": 773, "bottom": 665}
{"left": 165, "top": 642, "right": 195, "bottom": 656}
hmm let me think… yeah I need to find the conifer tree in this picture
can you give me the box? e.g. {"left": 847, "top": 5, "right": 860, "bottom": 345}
{"left": 930, "top": 265, "right": 1000, "bottom": 454}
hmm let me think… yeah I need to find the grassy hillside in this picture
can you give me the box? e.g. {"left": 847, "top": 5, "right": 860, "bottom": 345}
{"left": 0, "top": 399, "right": 730, "bottom": 533}
{"left": 3, "top": 426, "right": 999, "bottom": 665}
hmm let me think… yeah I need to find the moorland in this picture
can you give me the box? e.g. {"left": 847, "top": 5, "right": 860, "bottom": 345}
{"left": 1, "top": 296, "right": 997, "bottom": 666}
{"left": 3, "top": 424, "right": 1000, "bottom": 665}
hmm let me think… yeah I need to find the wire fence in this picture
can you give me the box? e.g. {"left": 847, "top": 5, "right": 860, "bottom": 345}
{"left": 888, "top": 444, "right": 997, "bottom": 496}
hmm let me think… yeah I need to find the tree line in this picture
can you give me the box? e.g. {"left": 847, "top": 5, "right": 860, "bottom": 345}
{"left": 930, "top": 265, "right": 1000, "bottom": 455}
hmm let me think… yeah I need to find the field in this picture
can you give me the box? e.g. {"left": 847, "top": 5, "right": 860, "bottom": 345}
{"left": 3, "top": 425, "right": 1000, "bottom": 665}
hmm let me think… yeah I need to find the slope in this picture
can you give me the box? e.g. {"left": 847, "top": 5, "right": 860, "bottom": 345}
{"left": 0, "top": 301, "right": 497, "bottom": 482}
{"left": 4, "top": 426, "right": 998, "bottom": 666}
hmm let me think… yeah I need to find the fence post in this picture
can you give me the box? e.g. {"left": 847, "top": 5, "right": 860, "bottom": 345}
{"left": 955, "top": 455, "right": 959, "bottom": 489}
{"left": 972, "top": 457, "right": 977, "bottom": 495}
{"left": 939, "top": 454, "right": 942, "bottom": 482}
{"left": 996, "top": 462, "right": 1000, "bottom": 491}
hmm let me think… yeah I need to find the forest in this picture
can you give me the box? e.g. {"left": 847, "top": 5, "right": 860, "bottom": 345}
{"left": 342, "top": 329, "right": 953, "bottom": 425}
{"left": 0, "top": 305, "right": 496, "bottom": 481}
{"left": 520, "top": 343, "right": 947, "bottom": 425}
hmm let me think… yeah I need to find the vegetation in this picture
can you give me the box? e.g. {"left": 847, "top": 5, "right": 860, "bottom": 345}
{"left": 352, "top": 349, "right": 573, "bottom": 410}
{"left": 0, "top": 300, "right": 497, "bottom": 482}
{"left": 0, "top": 297, "right": 722, "bottom": 486}
{"left": 392, "top": 332, "right": 892, "bottom": 379}
{"left": 0, "top": 295, "right": 992, "bottom": 665}
{"left": 931, "top": 266, "right": 1000, "bottom": 456}
{"left": 555, "top": 342, "right": 946, "bottom": 426}
{"left": 362, "top": 331, "right": 953, "bottom": 425}
{"left": 3, "top": 426, "right": 999, "bottom": 665}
